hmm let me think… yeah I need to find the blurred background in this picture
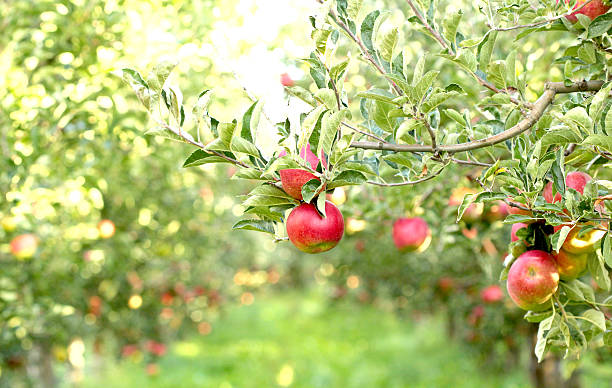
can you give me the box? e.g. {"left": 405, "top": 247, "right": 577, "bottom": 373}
{"left": 1, "top": 0, "right": 611, "bottom": 387}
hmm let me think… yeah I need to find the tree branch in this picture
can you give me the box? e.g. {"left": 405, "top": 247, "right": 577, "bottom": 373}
{"left": 350, "top": 80, "right": 605, "bottom": 154}
{"left": 341, "top": 122, "right": 388, "bottom": 143}
{"left": 491, "top": 0, "right": 595, "bottom": 32}
{"left": 405, "top": 0, "right": 524, "bottom": 106}
{"left": 367, "top": 163, "right": 447, "bottom": 186}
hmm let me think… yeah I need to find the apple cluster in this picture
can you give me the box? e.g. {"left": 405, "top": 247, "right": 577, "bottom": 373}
{"left": 505, "top": 172, "right": 606, "bottom": 311}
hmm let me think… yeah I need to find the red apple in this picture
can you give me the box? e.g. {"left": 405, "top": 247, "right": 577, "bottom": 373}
{"left": 543, "top": 171, "right": 591, "bottom": 203}
{"left": 511, "top": 222, "right": 529, "bottom": 242}
{"left": 145, "top": 340, "right": 167, "bottom": 357}
{"left": 468, "top": 305, "right": 485, "bottom": 326}
{"left": 437, "top": 277, "right": 455, "bottom": 293}
{"left": 10, "top": 234, "right": 38, "bottom": 259}
{"left": 553, "top": 249, "right": 588, "bottom": 280}
{"left": 121, "top": 344, "right": 139, "bottom": 358}
{"left": 89, "top": 295, "right": 102, "bottom": 317}
{"left": 562, "top": 0, "right": 611, "bottom": 23}
{"left": 507, "top": 250, "right": 559, "bottom": 311}
{"left": 286, "top": 201, "right": 344, "bottom": 253}
{"left": 280, "top": 73, "right": 295, "bottom": 87}
{"left": 279, "top": 144, "right": 326, "bottom": 200}
{"left": 481, "top": 285, "right": 504, "bottom": 303}
{"left": 97, "top": 219, "right": 115, "bottom": 238}
{"left": 392, "top": 217, "right": 432, "bottom": 252}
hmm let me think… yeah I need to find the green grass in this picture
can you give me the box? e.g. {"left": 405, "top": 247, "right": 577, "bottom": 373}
{"left": 78, "top": 291, "right": 537, "bottom": 388}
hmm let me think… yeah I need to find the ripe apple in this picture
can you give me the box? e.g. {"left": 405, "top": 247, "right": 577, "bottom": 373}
{"left": 97, "top": 219, "right": 115, "bottom": 239}
{"left": 279, "top": 144, "right": 326, "bottom": 200}
{"left": 461, "top": 227, "right": 478, "bottom": 239}
{"left": 556, "top": 224, "right": 605, "bottom": 254}
{"left": 553, "top": 249, "right": 588, "bottom": 280}
{"left": 10, "top": 234, "right": 38, "bottom": 259}
{"left": 145, "top": 340, "right": 167, "bottom": 357}
{"left": 562, "top": 0, "right": 611, "bottom": 23}
{"left": 392, "top": 217, "right": 432, "bottom": 252}
{"left": 280, "top": 73, "right": 295, "bottom": 87}
{"left": 543, "top": 171, "right": 591, "bottom": 203}
{"left": 481, "top": 285, "right": 504, "bottom": 303}
{"left": 437, "top": 277, "right": 455, "bottom": 293}
{"left": 511, "top": 222, "right": 529, "bottom": 242}
{"left": 449, "top": 187, "right": 483, "bottom": 222}
{"left": 286, "top": 201, "right": 344, "bottom": 253}
{"left": 507, "top": 250, "right": 559, "bottom": 311}
{"left": 467, "top": 305, "right": 485, "bottom": 326}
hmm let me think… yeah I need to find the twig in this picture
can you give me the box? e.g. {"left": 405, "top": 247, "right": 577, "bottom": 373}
{"left": 405, "top": 0, "right": 524, "bottom": 106}
{"left": 367, "top": 163, "right": 447, "bottom": 186}
{"left": 341, "top": 122, "right": 387, "bottom": 143}
{"left": 492, "top": 0, "right": 594, "bottom": 31}
{"left": 350, "top": 80, "right": 605, "bottom": 154}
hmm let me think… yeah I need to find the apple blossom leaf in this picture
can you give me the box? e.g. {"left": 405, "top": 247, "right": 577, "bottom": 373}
{"left": 441, "top": 10, "right": 462, "bottom": 48}
{"left": 302, "top": 179, "right": 324, "bottom": 204}
{"left": 535, "top": 313, "right": 555, "bottom": 362}
{"left": 356, "top": 89, "right": 397, "bottom": 105}
{"left": 502, "top": 214, "right": 540, "bottom": 224}
{"left": 477, "top": 31, "right": 497, "bottom": 72}
{"left": 315, "top": 89, "right": 338, "bottom": 111}
{"left": 316, "top": 194, "right": 327, "bottom": 218}
{"left": 552, "top": 225, "right": 572, "bottom": 253}
{"left": 588, "top": 251, "right": 611, "bottom": 291}
{"left": 377, "top": 26, "right": 398, "bottom": 62}
{"left": 318, "top": 110, "right": 345, "bottom": 158}
{"left": 262, "top": 156, "right": 301, "bottom": 176}
{"left": 541, "top": 129, "right": 582, "bottom": 147}
{"left": 243, "top": 207, "right": 285, "bottom": 222}
{"left": 232, "top": 219, "right": 275, "bottom": 234}
{"left": 574, "top": 279, "right": 596, "bottom": 304}
{"left": 232, "top": 169, "right": 266, "bottom": 180}
{"left": 146, "top": 59, "right": 177, "bottom": 92}
{"left": 241, "top": 100, "right": 262, "bottom": 143}
{"left": 589, "top": 83, "right": 612, "bottom": 123}
{"left": 299, "top": 106, "right": 327, "bottom": 152}
{"left": 346, "top": 0, "right": 363, "bottom": 20}
{"left": 193, "top": 90, "right": 212, "bottom": 134}
{"left": 582, "top": 309, "right": 606, "bottom": 332}
{"left": 231, "top": 137, "right": 261, "bottom": 159}
{"left": 341, "top": 162, "right": 377, "bottom": 176}
{"left": 182, "top": 150, "right": 234, "bottom": 167}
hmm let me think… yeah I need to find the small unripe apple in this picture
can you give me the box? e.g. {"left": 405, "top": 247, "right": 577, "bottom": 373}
{"left": 286, "top": 201, "right": 344, "bottom": 253}
{"left": 97, "top": 219, "right": 115, "bottom": 239}
{"left": 280, "top": 73, "right": 295, "bottom": 87}
{"left": 507, "top": 250, "right": 559, "bottom": 311}
{"left": 562, "top": 0, "right": 611, "bottom": 23}
{"left": 10, "top": 234, "right": 38, "bottom": 259}
{"left": 543, "top": 171, "right": 592, "bottom": 203}
{"left": 481, "top": 285, "right": 504, "bottom": 303}
{"left": 392, "top": 217, "right": 432, "bottom": 252}
{"left": 279, "top": 144, "right": 326, "bottom": 200}
{"left": 553, "top": 249, "right": 588, "bottom": 280}
{"left": 511, "top": 222, "right": 529, "bottom": 242}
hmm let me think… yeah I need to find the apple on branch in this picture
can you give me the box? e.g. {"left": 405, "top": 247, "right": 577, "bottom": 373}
{"left": 10, "top": 234, "right": 38, "bottom": 259}
{"left": 506, "top": 250, "right": 559, "bottom": 311}
{"left": 278, "top": 144, "right": 326, "bottom": 201}
{"left": 286, "top": 201, "right": 344, "bottom": 253}
{"left": 561, "top": 0, "right": 611, "bottom": 23}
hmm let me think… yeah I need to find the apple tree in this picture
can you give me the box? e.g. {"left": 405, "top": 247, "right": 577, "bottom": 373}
{"left": 120, "top": 0, "right": 612, "bottom": 368}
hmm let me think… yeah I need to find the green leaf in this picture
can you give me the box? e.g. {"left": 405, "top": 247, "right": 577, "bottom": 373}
{"left": 506, "top": 50, "right": 517, "bottom": 88}
{"left": 327, "top": 170, "right": 367, "bottom": 189}
{"left": 318, "top": 110, "right": 344, "bottom": 158}
{"left": 232, "top": 219, "right": 275, "bottom": 234}
{"left": 146, "top": 59, "right": 177, "bottom": 91}
{"left": 582, "top": 309, "right": 606, "bottom": 332}
{"left": 412, "top": 55, "right": 425, "bottom": 86}
{"left": 553, "top": 225, "right": 572, "bottom": 253}
{"left": 286, "top": 86, "right": 317, "bottom": 107}
{"left": 378, "top": 27, "right": 399, "bottom": 62}
{"left": 356, "top": 89, "right": 397, "bottom": 104}
{"left": 241, "top": 101, "right": 262, "bottom": 143}
{"left": 535, "top": 313, "right": 555, "bottom": 362}
{"left": 588, "top": 252, "right": 611, "bottom": 291}
{"left": 360, "top": 10, "right": 381, "bottom": 53}
{"left": 301, "top": 179, "right": 324, "bottom": 203}
{"left": 192, "top": 90, "right": 212, "bottom": 132}
{"left": 487, "top": 60, "right": 507, "bottom": 90}
{"left": 478, "top": 31, "right": 497, "bottom": 71}
{"left": 587, "top": 13, "right": 612, "bottom": 38}
{"left": 577, "top": 42, "right": 596, "bottom": 64}
{"left": 541, "top": 129, "right": 583, "bottom": 147}
{"left": 372, "top": 100, "right": 396, "bottom": 133}
{"left": 346, "top": 0, "right": 363, "bottom": 20}
{"left": 456, "top": 193, "right": 476, "bottom": 222}
{"left": 342, "top": 161, "right": 377, "bottom": 175}
{"left": 248, "top": 184, "right": 295, "bottom": 200}
{"left": 316, "top": 193, "right": 327, "bottom": 218}
{"left": 299, "top": 106, "right": 327, "bottom": 152}
{"left": 314, "top": 89, "right": 338, "bottom": 111}
{"left": 183, "top": 149, "right": 233, "bottom": 167}
{"left": 243, "top": 195, "right": 297, "bottom": 208}
{"left": 589, "top": 82, "right": 612, "bottom": 123}
{"left": 412, "top": 70, "right": 439, "bottom": 105}
{"left": 145, "top": 126, "right": 190, "bottom": 143}
{"left": 442, "top": 10, "right": 462, "bottom": 47}
{"left": 603, "top": 232, "right": 612, "bottom": 267}
{"left": 562, "top": 107, "right": 593, "bottom": 134}
{"left": 582, "top": 134, "right": 612, "bottom": 153}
